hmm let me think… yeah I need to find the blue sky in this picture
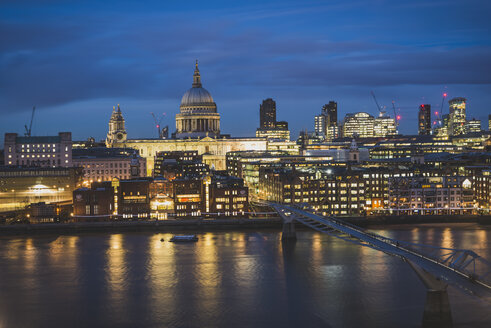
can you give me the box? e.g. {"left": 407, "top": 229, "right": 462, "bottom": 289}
{"left": 1, "top": 0, "right": 490, "bottom": 142}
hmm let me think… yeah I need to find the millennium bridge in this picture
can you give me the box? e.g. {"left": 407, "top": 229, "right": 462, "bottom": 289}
{"left": 267, "top": 202, "right": 491, "bottom": 327}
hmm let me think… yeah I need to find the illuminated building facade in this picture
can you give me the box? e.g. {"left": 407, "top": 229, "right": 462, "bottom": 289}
{"left": 418, "top": 104, "right": 431, "bottom": 135}
{"left": 449, "top": 97, "right": 467, "bottom": 136}
{"left": 73, "top": 179, "right": 152, "bottom": 219}
{"left": 465, "top": 119, "right": 482, "bottom": 134}
{"left": 265, "top": 139, "right": 300, "bottom": 154}
{"left": 26, "top": 202, "right": 59, "bottom": 223}
{"left": 342, "top": 112, "right": 375, "bottom": 138}
{"left": 0, "top": 166, "right": 82, "bottom": 212}
{"left": 389, "top": 176, "right": 474, "bottom": 215}
{"left": 374, "top": 115, "right": 398, "bottom": 137}
{"left": 206, "top": 174, "right": 248, "bottom": 216}
{"left": 115, "top": 137, "right": 267, "bottom": 175}
{"left": 73, "top": 148, "right": 146, "bottom": 184}
{"left": 4, "top": 132, "right": 72, "bottom": 167}
{"left": 227, "top": 151, "right": 334, "bottom": 196}
{"left": 255, "top": 128, "right": 290, "bottom": 141}
{"left": 118, "top": 179, "right": 151, "bottom": 217}
{"left": 154, "top": 151, "right": 209, "bottom": 180}
{"left": 369, "top": 135, "right": 457, "bottom": 159}
{"left": 173, "top": 178, "right": 203, "bottom": 217}
{"left": 473, "top": 169, "right": 491, "bottom": 211}
{"left": 173, "top": 174, "right": 249, "bottom": 218}
{"left": 297, "top": 131, "right": 324, "bottom": 147}
{"left": 259, "top": 167, "right": 366, "bottom": 216}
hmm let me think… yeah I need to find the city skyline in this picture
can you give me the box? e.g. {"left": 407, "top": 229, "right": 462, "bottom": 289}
{"left": 1, "top": 0, "right": 491, "bottom": 142}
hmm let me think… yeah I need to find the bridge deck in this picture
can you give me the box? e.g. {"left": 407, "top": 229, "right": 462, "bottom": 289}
{"left": 272, "top": 203, "right": 491, "bottom": 302}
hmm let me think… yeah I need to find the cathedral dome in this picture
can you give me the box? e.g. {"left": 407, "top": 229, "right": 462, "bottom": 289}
{"left": 180, "top": 87, "right": 214, "bottom": 107}
{"left": 175, "top": 61, "right": 220, "bottom": 139}
{"left": 179, "top": 60, "right": 217, "bottom": 113}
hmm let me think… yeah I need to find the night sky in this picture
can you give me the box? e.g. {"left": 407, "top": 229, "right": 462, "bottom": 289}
{"left": 1, "top": 0, "right": 490, "bottom": 143}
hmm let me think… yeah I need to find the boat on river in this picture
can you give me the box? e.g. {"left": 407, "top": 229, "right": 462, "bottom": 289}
{"left": 169, "top": 235, "right": 198, "bottom": 242}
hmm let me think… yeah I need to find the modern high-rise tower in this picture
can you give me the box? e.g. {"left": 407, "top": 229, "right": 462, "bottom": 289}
{"left": 418, "top": 104, "right": 431, "bottom": 135}
{"left": 314, "top": 101, "right": 339, "bottom": 140}
{"left": 259, "top": 98, "right": 276, "bottom": 129}
{"left": 256, "top": 98, "right": 290, "bottom": 140}
{"left": 448, "top": 97, "right": 466, "bottom": 136}
{"left": 323, "top": 101, "right": 337, "bottom": 126}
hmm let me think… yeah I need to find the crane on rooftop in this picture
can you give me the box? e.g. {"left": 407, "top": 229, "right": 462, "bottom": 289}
{"left": 24, "top": 106, "right": 35, "bottom": 137}
{"left": 435, "top": 92, "right": 447, "bottom": 127}
{"left": 150, "top": 112, "right": 166, "bottom": 139}
{"left": 391, "top": 100, "right": 401, "bottom": 127}
{"left": 370, "top": 91, "right": 386, "bottom": 117}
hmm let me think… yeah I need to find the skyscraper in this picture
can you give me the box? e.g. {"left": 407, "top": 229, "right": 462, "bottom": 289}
{"left": 259, "top": 98, "right": 276, "bottom": 129}
{"left": 488, "top": 114, "right": 491, "bottom": 131}
{"left": 322, "top": 101, "right": 337, "bottom": 127}
{"left": 314, "top": 101, "right": 339, "bottom": 140}
{"left": 256, "top": 98, "right": 290, "bottom": 141}
{"left": 418, "top": 104, "right": 431, "bottom": 135}
{"left": 448, "top": 97, "right": 466, "bottom": 136}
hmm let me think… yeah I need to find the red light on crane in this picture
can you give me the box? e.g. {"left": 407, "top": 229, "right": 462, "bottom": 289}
{"left": 435, "top": 111, "right": 438, "bottom": 115}
{"left": 396, "top": 115, "right": 401, "bottom": 120}
{"left": 443, "top": 93, "right": 447, "bottom": 97}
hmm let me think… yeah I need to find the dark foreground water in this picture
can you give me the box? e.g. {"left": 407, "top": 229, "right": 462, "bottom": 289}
{"left": 1, "top": 224, "right": 491, "bottom": 328}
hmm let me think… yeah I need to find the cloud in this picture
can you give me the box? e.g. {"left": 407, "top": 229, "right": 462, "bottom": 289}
{"left": 0, "top": 0, "right": 490, "bottom": 140}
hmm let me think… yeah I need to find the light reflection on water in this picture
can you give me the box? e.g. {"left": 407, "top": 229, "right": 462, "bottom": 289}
{"left": 0, "top": 224, "right": 490, "bottom": 327}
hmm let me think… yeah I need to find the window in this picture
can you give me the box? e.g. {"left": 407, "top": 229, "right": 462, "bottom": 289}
{"left": 85, "top": 205, "right": 91, "bottom": 215}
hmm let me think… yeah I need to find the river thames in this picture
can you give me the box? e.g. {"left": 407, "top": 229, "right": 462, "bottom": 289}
{"left": 0, "top": 223, "right": 490, "bottom": 327}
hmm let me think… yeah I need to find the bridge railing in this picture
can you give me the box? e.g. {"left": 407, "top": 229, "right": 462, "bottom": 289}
{"left": 274, "top": 202, "right": 491, "bottom": 297}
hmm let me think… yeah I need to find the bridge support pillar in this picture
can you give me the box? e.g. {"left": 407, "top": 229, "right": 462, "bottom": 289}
{"left": 281, "top": 221, "right": 296, "bottom": 241}
{"left": 422, "top": 290, "right": 452, "bottom": 328}
{"left": 406, "top": 260, "right": 452, "bottom": 328}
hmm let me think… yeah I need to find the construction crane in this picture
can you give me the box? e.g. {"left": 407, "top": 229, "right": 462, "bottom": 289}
{"left": 160, "top": 125, "right": 169, "bottom": 139}
{"left": 24, "top": 106, "right": 35, "bottom": 137}
{"left": 370, "top": 91, "right": 386, "bottom": 117}
{"left": 150, "top": 112, "right": 166, "bottom": 138}
{"left": 435, "top": 92, "right": 447, "bottom": 127}
{"left": 391, "top": 100, "right": 400, "bottom": 127}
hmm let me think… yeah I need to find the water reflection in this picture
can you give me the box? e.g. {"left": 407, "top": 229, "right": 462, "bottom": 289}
{"left": 0, "top": 225, "right": 490, "bottom": 327}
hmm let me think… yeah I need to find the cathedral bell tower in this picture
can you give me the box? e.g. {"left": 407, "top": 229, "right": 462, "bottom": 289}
{"left": 106, "top": 104, "right": 127, "bottom": 147}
